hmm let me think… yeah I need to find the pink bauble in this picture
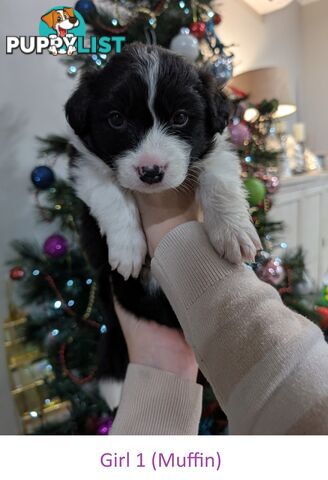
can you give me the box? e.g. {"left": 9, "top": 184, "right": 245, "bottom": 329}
{"left": 43, "top": 234, "right": 68, "bottom": 258}
{"left": 264, "top": 175, "right": 280, "bottom": 194}
{"left": 257, "top": 258, "right": 285, "bottom": 286}
{"left": 229, "top": 122, "right": 251, "bottom": 147}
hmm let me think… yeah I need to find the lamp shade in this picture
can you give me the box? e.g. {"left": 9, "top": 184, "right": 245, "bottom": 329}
{"left": 231, "top": 67, "right": 297, "bottom": 118}
{"left": 242, "top": 0, "right": 293, "bottom": 15}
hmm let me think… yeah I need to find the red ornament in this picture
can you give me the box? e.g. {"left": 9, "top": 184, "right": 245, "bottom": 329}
{"left": 9, "top": 266, "right": 25, "bottom": 281}
{"left": 259, "top": 197, "right": 273, "bottom": 212}
{"left": 316, "top": 306, "right": 328, "bottom": 329}
{"left": 213, "top": 13, "right": 222, "bottom": 25}
{"left": 189, "top": 21, "right": 206, "bottom": 39}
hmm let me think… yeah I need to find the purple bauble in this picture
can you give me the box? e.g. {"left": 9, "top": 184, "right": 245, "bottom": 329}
{"left": 96, "top": 417, "right": 113, "bottom": 435}
{"left": 43, "top": 234, "right": 68, "bottom": 258}
{"left": 229, "top": 122, "right": 251, "bottom": 147}
{"left": 257, "top": 258, "right": 285, "bottom": 286}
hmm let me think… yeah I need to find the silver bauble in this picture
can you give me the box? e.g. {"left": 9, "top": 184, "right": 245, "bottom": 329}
{"left": 170, "top": 28, "right": 199, "bottom": 62}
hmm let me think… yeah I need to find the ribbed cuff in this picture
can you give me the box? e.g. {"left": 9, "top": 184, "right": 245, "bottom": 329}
{"left": 110, "top": 364, "right": 203, "bottom": 435}
{"left": 152, "top": 221, "right": 243, "bottom": 310}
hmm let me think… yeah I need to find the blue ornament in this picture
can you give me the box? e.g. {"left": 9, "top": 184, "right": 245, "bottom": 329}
{"left": 75, "top": 0, "right": 96, "bottom": 18}
{"left": 211, "top": 53, "right": 233, "bottom": 87}
{"left": 31, "top": 166, "right": 55, "bottom": 190}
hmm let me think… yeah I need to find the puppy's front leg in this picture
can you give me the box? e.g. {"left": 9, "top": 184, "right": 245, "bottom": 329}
{"left": 73, "top": 160, "right": 147, "bottom": 280}
{"left": 198, "top": 136, "right": 262, "bottom": 264}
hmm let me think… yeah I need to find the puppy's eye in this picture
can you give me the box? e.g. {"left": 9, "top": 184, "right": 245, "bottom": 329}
{"left": 171, "top": 110, "right": 188, "bottom": 127}
{"left": 108, "top": 111, "right": 125, "bottom": 129}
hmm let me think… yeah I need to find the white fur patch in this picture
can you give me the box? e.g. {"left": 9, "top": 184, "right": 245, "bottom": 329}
{"left": 117, "top": 124, "right": 191, "bottom": 193}
{"left": 198, "top": 134, "right": 262, "bottom": 264}
{"left": 99, "top": 378, "right": 123, "bottom": 411}
{"left": 69, "top": 130, "right": 147, "bottom": 280}
{"left": 132, "top": 45, "right": 159, "bottom": 118}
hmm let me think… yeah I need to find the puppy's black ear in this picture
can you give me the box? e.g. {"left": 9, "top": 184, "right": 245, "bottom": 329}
{"left": 198, "top": 69, "right": 232, "bottom": 135}
{"left": 65, "top": 69, "right": 98, "bottom": 137}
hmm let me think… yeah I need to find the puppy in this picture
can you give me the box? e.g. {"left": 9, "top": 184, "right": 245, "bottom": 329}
{"left": 65, "top": 43, "right": 261, "bottom": 401}
{"left": 41, "top": 8, "right": 79, "bottom": 55}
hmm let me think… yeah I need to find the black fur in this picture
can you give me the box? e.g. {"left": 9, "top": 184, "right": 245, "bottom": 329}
{"left": 66, "top": 43, "right": 231, "bottom": 380}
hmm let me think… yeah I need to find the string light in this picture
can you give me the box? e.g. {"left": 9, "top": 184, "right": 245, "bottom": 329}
{"left": 29, "top": 411, "right": 38, "bottom": 418}
{"left": 66, "top": 279, "right": 74, "bottom": 287}
{"left": 100, "top": 324, "right": 107, "bottom": 334}
{"left": 51, "top": 329, "right": 59, "bottom": 336}
{"left": 280, "top": 242, "right": 288, "bottom": 249}
{"left": 67, "top": 300, "right": 75, "bottom": 307}
{"left": 86, "top": 278, "right": 93, "bottom": 285}
{"left": 32, "top": 269, "right": 40, "bottom": 276}
{"left": 179, "top": 1, "right": 185, "bottom": 8}
{"left": 111, "top": 18, "right": 118, "bottom": 26}
{"left": 54, "top": 300, "right": 62, "bottom": 309}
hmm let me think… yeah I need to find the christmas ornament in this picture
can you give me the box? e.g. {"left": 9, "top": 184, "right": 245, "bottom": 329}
{"left": 170, "top": 28, "right": 199, "bottom": 62}
{"left": 43, "top": 234, "right": 68, "bottom": 258}
{"left": 229, "top": 121, "right": 251, "bottom": 147}
{"left": 75, "top": 0, "right": 96, "bottom": 17}
{"left": 189, "top": 21, "right": 206, "bottom": 39}
{"left": 96, "top": 417, "right": 113, "bottom": 435}
{"left": 316, "top": 306, "right": 328, "bottom": 329}
{"left": 264, "top": 174, "right": 280, "bottom": 194}
{"left": 9, "top": 266, "right": 25, "bottom": 281}
{"left": 211, "top": 53, "right": 233, "bottom": 87}
{"left": 67, "top": 65, "right": 78, "bottom": 77}
{"left": 259, "top": 197, "right": 273, "bottom": 213}
{"left": 31, "top": 166, "right": 55, "bottom": 190}
{"left": 243, "top": 177, "right": 266, "bottom": 207}
{"left": 257, "top": 258, "right": 286, "bottom": 286}
{"left": 213, "top": 13, "right": 222, "bottom": 25}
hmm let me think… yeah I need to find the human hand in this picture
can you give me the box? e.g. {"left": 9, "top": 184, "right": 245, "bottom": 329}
{"left": 114, "top": 299, "right": 198, "bottom": 382}
{"left": 134, "top": 188, "right": 200, "bottom": 257}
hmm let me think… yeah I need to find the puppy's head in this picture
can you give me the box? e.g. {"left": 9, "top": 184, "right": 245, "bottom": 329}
{"left": 66, "top": 43, "right": 230, "bottom": 193}
{"left": 42, "top": 8, "right": 79, "bottom": 34}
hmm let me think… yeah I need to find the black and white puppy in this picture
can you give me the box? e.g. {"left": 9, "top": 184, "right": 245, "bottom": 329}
{"left": 65, "top": 43, "right": 261, "bottom": 404}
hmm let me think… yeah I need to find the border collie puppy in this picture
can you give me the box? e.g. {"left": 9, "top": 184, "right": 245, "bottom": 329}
{"left": 65, "top": 43, "right": 261, "bottom": 400}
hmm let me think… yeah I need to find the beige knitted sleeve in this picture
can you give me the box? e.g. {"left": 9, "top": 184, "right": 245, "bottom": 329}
{"left": 111, "top": 221, "right": 328, "bottom": 435}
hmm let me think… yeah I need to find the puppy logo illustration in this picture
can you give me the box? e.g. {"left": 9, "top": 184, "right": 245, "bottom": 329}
{"left": 40, "top": 6, "right": 86, "bottom": 56}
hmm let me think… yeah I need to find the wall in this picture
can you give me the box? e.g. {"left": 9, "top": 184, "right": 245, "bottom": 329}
{"left": 0, "top": 0, "right": 318, "bottom": 434}
{"left": 300, "top": 0, "right": 328, "bottom": 154}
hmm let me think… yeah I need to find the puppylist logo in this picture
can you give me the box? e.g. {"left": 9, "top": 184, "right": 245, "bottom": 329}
{"left": 6, "top": 5, "right": 125, "bottom": 56}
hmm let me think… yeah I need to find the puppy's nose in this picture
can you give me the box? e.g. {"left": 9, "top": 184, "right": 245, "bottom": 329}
{"left": 69, "top": 16, "right": 77, "bottom": 24}
{"left": 137, "top": 165, "right": 165, "bottom": 185}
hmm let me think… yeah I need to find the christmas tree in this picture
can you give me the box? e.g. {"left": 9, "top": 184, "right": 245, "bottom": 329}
{"left": 5, "top": 0, "right": 324, "bottom": 435}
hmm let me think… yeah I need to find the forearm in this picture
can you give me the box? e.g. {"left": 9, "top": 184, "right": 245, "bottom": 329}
{"left": 152, "top": 222, "right": 328, "bottom": 434}
{"left": 110, "top": 364, "right": 203, "bottom": 435}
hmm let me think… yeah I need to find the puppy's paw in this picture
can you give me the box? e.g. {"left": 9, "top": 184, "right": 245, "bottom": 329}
{"left": 48, "top": 46, "right": 58, "bottom": 56}
{"left": 206, "top": 220, "right": 262, "bottom": 264}
{"left": 107, "top": 230, "right": 147, "bottom": 281}
{"left": 67, "top": 45, "right": 77, "bottom": 56}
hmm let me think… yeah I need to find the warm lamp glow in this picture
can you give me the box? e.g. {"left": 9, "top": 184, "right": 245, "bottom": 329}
{"left": 244, "top": 107, "right": 259, "bottom": 122}
{"left": 273, "top": 104, "right": 297, "bottom": 119}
